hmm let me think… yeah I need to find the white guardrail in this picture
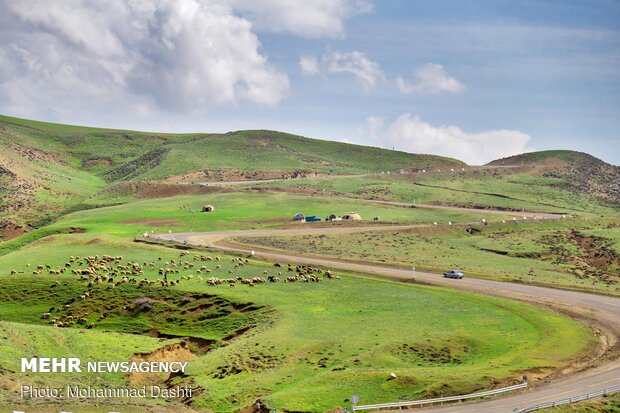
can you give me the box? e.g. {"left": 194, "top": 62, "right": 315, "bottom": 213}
{"left": 514, "top": 384, "right": 620, "bottom": 413}
{"left": 351, "top": 382, "right": 528, "bottom": 411}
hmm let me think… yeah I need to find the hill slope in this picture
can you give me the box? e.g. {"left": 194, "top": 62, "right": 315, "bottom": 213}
{"left": 0, "top": 115, "right": 463, "bottom": 237}
{"left": 488, "top": 150, "right": 620, "bottom": 205}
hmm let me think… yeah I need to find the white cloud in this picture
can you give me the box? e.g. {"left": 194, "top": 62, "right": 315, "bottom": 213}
{"left": 0, "top": 0, "right": 289, "bottom": 116}
{"left": 396, "top": 63, "right": 466, "bottom": 95}
{"left": 358, "top": 115, "right": 384, "bottom": 138}
{"left": 227, "top": 0, "right": 373, "bottom": 38}
{"left": 301, "top": 51, "right": 384, "bottom": 92}
{"left": 299, "top": 55, "right": 320, "bottom": 76}
{"left": 359, "top": 114, "right": 531, "bottom": 164}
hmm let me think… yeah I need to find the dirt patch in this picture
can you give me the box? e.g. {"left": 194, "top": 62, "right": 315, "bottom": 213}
{"left": 567, "top": 230, "right": 620, "bottom": 272}
{"left": 83, "top": 157, "right": 112, "bottom": 168}
{"left": 166, "top": 168, "right": 328, "bottom": 183}
{"left": 8, "top": 142, "right": 60, "bottom": 163}
{"left": 99, "top": 181, "right": 231, "bottom": 199}
{"left": 541, "top": 230, "right": 620, "bottom": 285}
{"left": 128, "top": 342, "right": 196, "bottom": 388}
{"left": 0, "top": 219, "right": 31, "bottom": 241}
{"left": 118, "top": 218, "right": 182, "bottom": 226}
{"left": 235, "top": 400, "right": 272, "bottom": 413}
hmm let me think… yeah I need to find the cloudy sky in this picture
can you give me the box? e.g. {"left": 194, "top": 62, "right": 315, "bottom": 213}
{"left": 1, "top": 0, "right": 619, "bottom": 165}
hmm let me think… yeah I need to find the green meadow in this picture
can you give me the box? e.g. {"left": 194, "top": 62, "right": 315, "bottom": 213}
{"left": 249, "top": 173, "right": 617, "bottom": 217}
{"left": 234, "top": 218, "right": 620, "bottom": 295}
{"left": 0, "top": 115, "right": 617, "bottom": 412}
{"left": 0, "top": 234, "right": 596, "bottom": 412}
{"left": 0, "top": 191, "right": 514, "bottom": 256}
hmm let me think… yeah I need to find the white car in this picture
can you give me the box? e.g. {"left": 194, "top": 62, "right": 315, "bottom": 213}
{"left": 443, "top": 269, "right": 464, "bottom": 279}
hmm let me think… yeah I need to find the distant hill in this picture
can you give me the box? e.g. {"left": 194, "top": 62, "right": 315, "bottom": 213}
{"left": 0, "top": 115, "right": 463, "bottom": 237}
{"left": 488, "top": 150, "right": 620, "bottom": 205}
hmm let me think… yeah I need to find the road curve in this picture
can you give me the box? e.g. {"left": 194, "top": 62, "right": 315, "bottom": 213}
{"left": 154, "top": 227, "right": 620, "bottom": 413}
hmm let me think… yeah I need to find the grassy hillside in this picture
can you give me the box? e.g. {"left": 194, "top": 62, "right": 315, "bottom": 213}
{"left": 488, "top": 150, "right": 620, "bottom": 205}
{"left": 247, "top": 172, "right": 618, "bottom": 216}
{"left": 0, "top": 114, "right": 463, "bottom": 237}
{"left": 234, "top": 218, "right": 620, "bottom": 294}
{"left": 0, "top": 115, "right": 463, "bottom": 181}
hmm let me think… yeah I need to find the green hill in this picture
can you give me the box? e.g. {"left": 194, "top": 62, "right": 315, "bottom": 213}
{"left": 488, "top": 150, "right": 620, "bottom": 205}
{"left": 488, "top": 149, "right": 599, "bottom": 165}
{"left": 0, "top": 115, "right": 463, "bottom": 237}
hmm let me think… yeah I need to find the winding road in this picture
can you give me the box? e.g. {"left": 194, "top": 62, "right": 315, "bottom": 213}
{"left": 154, "top": 221, "right": 620, "bottom": 412}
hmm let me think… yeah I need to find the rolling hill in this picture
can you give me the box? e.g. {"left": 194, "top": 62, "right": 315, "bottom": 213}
{"left": 488, "top": 150, "right": 620, "bottom": 206}
{"left": 1, "top": 115, "right": 618, "bottom": 242}
{"left": 0, "top": 115, "right": 462, "bottom": 238}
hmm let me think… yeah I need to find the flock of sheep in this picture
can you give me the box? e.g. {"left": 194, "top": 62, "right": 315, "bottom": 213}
{"left": 9, "top": 251, "right": 340, "bottom": 328}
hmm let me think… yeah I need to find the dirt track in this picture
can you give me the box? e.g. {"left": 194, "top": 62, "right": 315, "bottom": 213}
{"left": 155, "top": 220, "right": 620, "bottom": 413}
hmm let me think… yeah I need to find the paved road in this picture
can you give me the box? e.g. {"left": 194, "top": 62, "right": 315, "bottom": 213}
{"left": 154, "top": 224, "right": 620, "bottom": 413}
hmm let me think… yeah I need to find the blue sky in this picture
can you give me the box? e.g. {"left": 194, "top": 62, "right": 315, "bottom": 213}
{"left": 0, "top": 0, "right": 618, "bottom": 164}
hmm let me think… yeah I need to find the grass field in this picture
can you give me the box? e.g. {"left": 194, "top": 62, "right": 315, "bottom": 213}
{"left": 0, "top": 191, "right": 516, "bottom": 256}
{"left": 0, "top": 235, "right": 596, "bottom": 412}
{"left": 0, "top": 114, "right": 464, "bottom": 228}
{"left": 233, "top": 218, "right": 620, "bottom": 295}
{"left": 0, "top": 115, "right": 463, "bottom": 178}
{"left": 249, "top": 173, "right": 618, "bottom": 217}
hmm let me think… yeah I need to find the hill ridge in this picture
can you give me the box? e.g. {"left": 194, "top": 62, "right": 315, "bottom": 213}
{"left": 489, "top": 150, "right": 620, "bottom": 206}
